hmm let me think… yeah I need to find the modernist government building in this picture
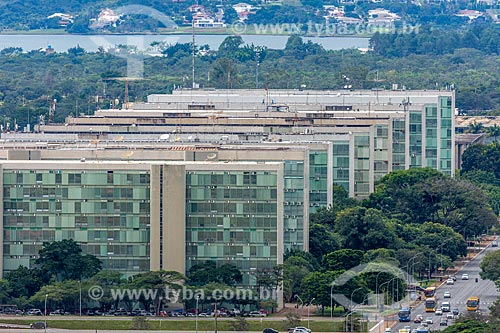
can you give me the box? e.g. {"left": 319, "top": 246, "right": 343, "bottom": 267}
{"left": 0, "top": 89, "right": 455, "bottom": 289}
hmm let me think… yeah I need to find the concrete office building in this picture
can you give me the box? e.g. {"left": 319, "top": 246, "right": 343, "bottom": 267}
{"left": 0, "top": 160, "right": 284, "bottom": 286}
{"left": 0, "top": 89, "right": 456, "bottom": 290}
{"left": 34, "top": 88, "right": 456, "bottom": 197}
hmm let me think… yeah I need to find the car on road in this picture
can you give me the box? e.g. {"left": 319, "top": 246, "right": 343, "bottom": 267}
{"left": 425, "top": 317, "right": 433, "bottom": 324}
{"left": 442, "top": 301, "right": 451, "bottom": 312}
{"left": 30, "top": 322, "right": 48, "bottom": 329}
{"left": 492, "top": 242, "right": 498, "bottom": 247}
{"left": 384, "top": 328, "right": 391, "bottom": 333}
{"left": 263, "top": 329, "right": 279, "bottom": 333}
{"left": 462, "top": 273, "right": 469, "bottom": 280}
{"left": 416, "top": 327, "right": 429, "bottom": 333}
{"left": 452, "top": 308, "right": 459, "bottom": 316}
{"left": 440, "top": 318, "right": 448, "bottom": 326}
{"left": 443, "top": 291, "right": 451, "bottom": 298}
{"left": 446, "top": 313, "right": 454, "bottom": 320}
{"left": 446, "top": 278, "right": 454, "bottom": 285}
{"left": 435, "top": 308, "right": 443, "bottom": 316}
{"left": 291, "top": 327, "right": 312, "bottom": 333}
{"left": 414, "top": 314, "right": 423, "bottom": 323}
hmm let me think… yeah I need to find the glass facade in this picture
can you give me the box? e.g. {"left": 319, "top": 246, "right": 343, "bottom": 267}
{"left": 425, "top": 105, "right": 438, "bottom": 169}
{"left": 283, "top": 161, "right": 305, "bottom": 251}
{"left": 309, "top": 151, "right": 328, "bottom": 211}
{"left": 333, "top": 141, "right": 350, "bottom": 191}
{"left": 439, "top": 97, "right": 453, "bottom": 175}
{"left": 2, "top": 169, "right": 151, "bottom": 276}
{"left": 392, "top": 118, "right": 406, "bottom": 171}
{"left": 409, "top": 111, "right": 423, "bottom": 168}
{"left": 374, "top": 125, "right": 389, "bottom": 181}
{"left": 354, "top": 133, "right": 370, "bottom": 196}
{"left": 185, "top": 170, "right": 279, "bottom": 286}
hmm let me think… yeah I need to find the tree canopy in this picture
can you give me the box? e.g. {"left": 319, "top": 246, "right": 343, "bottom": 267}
{"left": 35, "top": 239, "right": 102, "bottom": 281}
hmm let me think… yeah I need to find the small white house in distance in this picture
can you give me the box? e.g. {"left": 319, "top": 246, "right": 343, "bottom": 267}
{"left": 233, "top": 3, "right": 253, "bottom": 14}
{"left": 368, "top": 8, "right": 401, "bottom": 24}
{"left": 193, "top": 16, "right": 226, "bottom": 28}
{"left": 456, "top": 9, "right": 484, "bottom": 21}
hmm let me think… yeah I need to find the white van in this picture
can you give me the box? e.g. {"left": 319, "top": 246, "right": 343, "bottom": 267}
{"left": 441, "top": 301, "right": 451, "bottom": 312}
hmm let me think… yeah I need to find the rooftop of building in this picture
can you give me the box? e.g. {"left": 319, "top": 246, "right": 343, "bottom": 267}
{"left": 455, "top": 115, "right": 500, "bottom": 127}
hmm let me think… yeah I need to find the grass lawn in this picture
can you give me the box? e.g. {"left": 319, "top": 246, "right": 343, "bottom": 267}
{"left": 0, "top": 317, "right": 346, "bottom": 331}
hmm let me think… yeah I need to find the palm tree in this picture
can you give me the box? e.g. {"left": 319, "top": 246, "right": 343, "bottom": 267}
{"left": 486, "top": 124, "right": 500, "bottom": 141}
{"left": 467, "top": 121, "right": 484, "bottom": 134}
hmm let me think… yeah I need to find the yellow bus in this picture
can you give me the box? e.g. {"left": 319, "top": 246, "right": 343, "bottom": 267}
{"left": 424, "top": 287, "right": 436, "bottom": 299}
{"left": 466, "top": 296, "right": 480, "bottom": 311}
{"left": 425, "top": 297, "right": 437, "bottom": 312}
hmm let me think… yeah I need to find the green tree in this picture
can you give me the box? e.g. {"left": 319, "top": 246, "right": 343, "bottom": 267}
{"left": 30, "top": 280, "right": 81, "bottom": 312}
{"left": 468, "top": 121, "right": 485, "bottom": 134}
{"left": 210, "top": 57, "right": 238, "bottom": 89}
{"left": 480, "top": 249, "right": 500, "bottom": 288}
{"left": 0, "top": 279, "right": 11, "bottom": 303}
{"left": 487, "top": 125, "right": 500, "bottom": 141}
{"left": 334, "top": 207, "right": 398, "bottom": 251}
{"left": 322, "top": 249, "right": 365, "bottom": 272}
{"left": 35, "top": 239, "right": 101, "bottom": 281}
{"left": 282, "top": 256, "right": 311, "bottom": 302}
{"left": 4, "top": 266, "right": 46, "bottom": 298}
{"left": 218, "top": 36, "right": 244, "bottom": 59}
{"left": 128, "top": 270, "right": 186, "bottom": 313}
{"left": 188, "top": 261, "right": 242, "bottom": 286}
{"left": 309, "top": 224, "right": 341, "bottom": 260}
{"left": 223, "top": 7, "right": 239, "bottom": 25}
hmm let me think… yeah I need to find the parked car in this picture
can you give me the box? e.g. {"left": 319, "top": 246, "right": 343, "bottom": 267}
{"left": 250, "top": 311, "right": 266, "bottom": 317}
{"left": 30, "top": 322, "right": 48, "bottom": 329}
{"left": 27, "top": 309, "right": 43, "bottom": 316}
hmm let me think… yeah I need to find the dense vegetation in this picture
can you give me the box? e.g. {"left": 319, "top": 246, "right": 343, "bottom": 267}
{"left": 3, "top": 26, "right": 500, "bottom": 130}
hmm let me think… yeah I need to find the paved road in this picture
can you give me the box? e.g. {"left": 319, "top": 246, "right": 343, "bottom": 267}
{"left": 392, "top": 238, "right": 500, "bottom": 332}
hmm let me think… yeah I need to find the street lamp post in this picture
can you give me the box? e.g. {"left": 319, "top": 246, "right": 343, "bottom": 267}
{"left": 79, "top": 280, "right": 82, "bottom": 317}
{"left": 379, "top": 277, "right": 398, "bottom": 310}
{"left": 307, "top": 298, "right": 316, "bottom": 329}
{"left": 350, "top": 287, "right": 363, "bottom": 311}
{"left": 295, "top": 295, "right": 304, "bottom": 318}
{"left": 44, "top": 294, "right": 48, "bottom": 333}
{"left": 330, "top": 284, "right": 334, "bottom": 319}
{"left": 195, "top": 295, "right": 200, "bottom": 333}
{"left": 375, "top": 271, "right": 385, "bottom": 311}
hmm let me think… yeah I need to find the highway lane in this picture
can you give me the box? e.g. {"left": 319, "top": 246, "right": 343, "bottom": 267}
{"left": 391, "top": 238, "right": 500, "bottom": 332}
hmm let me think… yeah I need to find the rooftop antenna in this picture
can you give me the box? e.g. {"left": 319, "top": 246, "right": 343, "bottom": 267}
{"left": 48, "top": 98, "right": 56, "bottom": 124}
{"left": 192, "top": 20, "right": 196, "bottom": 89}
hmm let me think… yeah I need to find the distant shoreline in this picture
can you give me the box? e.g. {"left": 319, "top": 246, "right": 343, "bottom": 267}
{"left": 0, "top": 28, "right": 373, "bottom": 38}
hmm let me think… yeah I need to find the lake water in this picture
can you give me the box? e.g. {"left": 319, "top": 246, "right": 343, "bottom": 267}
{"left": 0, "top": 34, "right": 369, "bottom": 52}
